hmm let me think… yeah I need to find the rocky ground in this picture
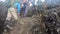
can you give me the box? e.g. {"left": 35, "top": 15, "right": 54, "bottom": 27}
{"left": 3, "top": 13, "right": 47, "bottom": 34}
{"left": 3, "top": 6, "right": 60, "bottom": 34}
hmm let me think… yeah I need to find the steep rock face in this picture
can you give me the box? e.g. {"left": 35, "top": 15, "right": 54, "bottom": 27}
{"left": 3, "top": 5, "right": 60, "bottom": 34}
{"left": 0, "top": 2, "right": 8, "bottom": 34}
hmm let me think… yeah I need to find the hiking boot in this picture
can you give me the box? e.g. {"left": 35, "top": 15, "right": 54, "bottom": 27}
{"left": 7, "top": 25, "right": 14, "bottom": 30}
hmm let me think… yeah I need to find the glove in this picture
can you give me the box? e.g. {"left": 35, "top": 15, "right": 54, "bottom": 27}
{"left": 18, "top": 13, "right": 20, "bottom": 16}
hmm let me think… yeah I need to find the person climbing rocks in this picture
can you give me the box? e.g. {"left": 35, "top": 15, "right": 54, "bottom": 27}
{"left": 5, "top": 1, "right": 21, "bottom": 32}
{"left": 14, "top": 2, "right": 21, "bottom": 16}
{"left": 22, "top": 0, "right": 29, "bottom": 17}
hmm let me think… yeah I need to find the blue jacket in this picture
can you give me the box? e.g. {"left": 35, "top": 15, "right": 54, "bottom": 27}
{"left": 14, "top": 2, "right": 21, "bottom": 13}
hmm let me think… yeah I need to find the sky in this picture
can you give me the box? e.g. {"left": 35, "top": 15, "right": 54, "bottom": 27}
{"left": 0, "top": 0, "right": 6, "bottom": 2}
